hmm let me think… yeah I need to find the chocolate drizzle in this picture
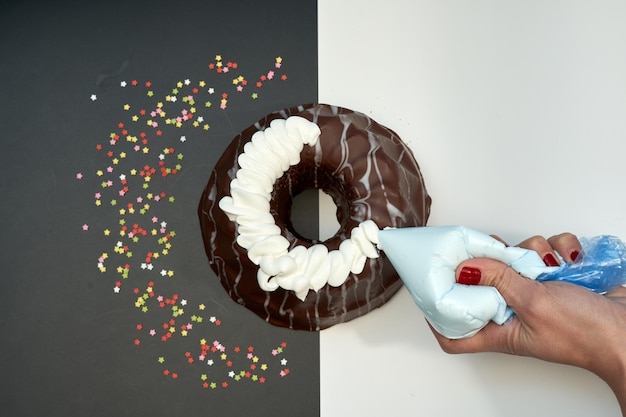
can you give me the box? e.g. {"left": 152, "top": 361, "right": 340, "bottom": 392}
{"left": 198, "top": 104, "right": 431, "bottom": 330}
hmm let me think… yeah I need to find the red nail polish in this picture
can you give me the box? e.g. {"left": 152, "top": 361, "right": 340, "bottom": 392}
{"left": 458, "top": 267, "right": 481, "bottom": 285}
{"left": 571, "top": 250, "right": 580, "bottom": 262}
{"left": 543, "top": 253, "right": 560, "bottom": 267}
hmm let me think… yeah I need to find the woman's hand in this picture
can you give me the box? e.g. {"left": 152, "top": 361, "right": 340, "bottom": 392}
{"left": 431, "top": 233, "right": 626, "bottom": 415}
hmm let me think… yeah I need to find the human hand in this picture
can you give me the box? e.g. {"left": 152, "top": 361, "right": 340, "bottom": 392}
{"left": 431, "top": 233, "right": 626, "bottom": 415}
{"left": 378, "top": 226, "right": 560, "bottom": 339}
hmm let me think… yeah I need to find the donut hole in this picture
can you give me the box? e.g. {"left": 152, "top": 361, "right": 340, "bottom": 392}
{"left": 290, "top": 188, "right": 342, "bottom": 243}
{"left": 318, "top": 189, "right": 342, "bottom": 241}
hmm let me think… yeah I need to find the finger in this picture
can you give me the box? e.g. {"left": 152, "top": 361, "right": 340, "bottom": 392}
{"left": 517, "top": 235, "right": 561, "bottom": 267}
{"left": 606, "top": 285, "right": 626, "bottom": 299}
{"left": 547, "top": 233, "right": 582, "bottom": 263}
{"left": 434, "top": 283, "right": 510, "bottom": 338}
{"left": 490, "top": 234, "right": 509, "bottom": 247}
{"left": 457, "top": 257, "right": 541, "bottom": 314}
{"left": 429, "top": 318, "right": 518, "bottom": 355}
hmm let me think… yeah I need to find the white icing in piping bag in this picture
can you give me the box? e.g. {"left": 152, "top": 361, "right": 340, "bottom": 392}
{"left": 377, "top": 226, "right": 559, "bottom": 339}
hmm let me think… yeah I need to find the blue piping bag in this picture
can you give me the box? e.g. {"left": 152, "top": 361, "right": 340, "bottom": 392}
{"left": 377, "top": 226, "right": 626, "bottom": 339}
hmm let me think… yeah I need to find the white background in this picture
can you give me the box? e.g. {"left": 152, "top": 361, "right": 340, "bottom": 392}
{"left": 318, "top": 1, "right": 626, "bottom": 415}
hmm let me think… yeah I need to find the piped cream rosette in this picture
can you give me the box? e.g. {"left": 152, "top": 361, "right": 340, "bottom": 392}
{"left": 219, "top": 116, "right": 381, "bottom": 301}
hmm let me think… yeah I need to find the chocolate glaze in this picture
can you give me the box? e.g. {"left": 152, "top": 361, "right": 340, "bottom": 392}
{"left": 198, "top": 104, "right": 431, "bottom": 330}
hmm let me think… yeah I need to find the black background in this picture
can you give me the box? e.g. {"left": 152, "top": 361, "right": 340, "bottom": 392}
{"left": 0, "top": 1, "right": 319, "bottom": 416}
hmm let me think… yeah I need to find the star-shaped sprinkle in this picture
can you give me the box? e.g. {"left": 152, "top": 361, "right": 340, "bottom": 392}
{"left": 80, "top": 53, "right": 298, "bottom": 390}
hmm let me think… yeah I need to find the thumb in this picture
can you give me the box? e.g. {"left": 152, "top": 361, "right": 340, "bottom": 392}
{"left": 457, "top": 258, "right": 539, "bottom": 313}
{"left": 433, "top": 258, "right": 539, "bottom": 353}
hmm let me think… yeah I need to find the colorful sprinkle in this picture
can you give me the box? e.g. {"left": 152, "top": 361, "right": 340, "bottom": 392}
{"left": 81, "top": 53, "right": 294, "bottom": 392}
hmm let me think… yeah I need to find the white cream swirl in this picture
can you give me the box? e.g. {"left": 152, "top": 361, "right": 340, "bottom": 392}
{"left": 218, "top": 116, "right": 381, "bottom": 301}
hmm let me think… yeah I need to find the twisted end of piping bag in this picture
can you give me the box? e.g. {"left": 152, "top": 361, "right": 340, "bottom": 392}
{"left": 377, "top": 226, "right": 558, "bottom": 339}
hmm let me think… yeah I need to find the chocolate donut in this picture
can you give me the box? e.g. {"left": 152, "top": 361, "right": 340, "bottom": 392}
{"left": 198, "top": 104, "right": 431, "bottom": 330}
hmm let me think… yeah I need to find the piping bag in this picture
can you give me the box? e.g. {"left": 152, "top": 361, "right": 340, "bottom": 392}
{"left": 377, "top": 226, "right": 626, "bottom": 339}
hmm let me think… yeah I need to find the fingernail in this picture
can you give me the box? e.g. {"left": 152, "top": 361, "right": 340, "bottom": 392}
{"left": 458, "top": 267, "right": 481, "bottom": 285}
{"left": 571, "top": 250, "right": 580, "bottom": 262}
{"left": 543, "top": 253, "right": 560, "bottom": 267}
